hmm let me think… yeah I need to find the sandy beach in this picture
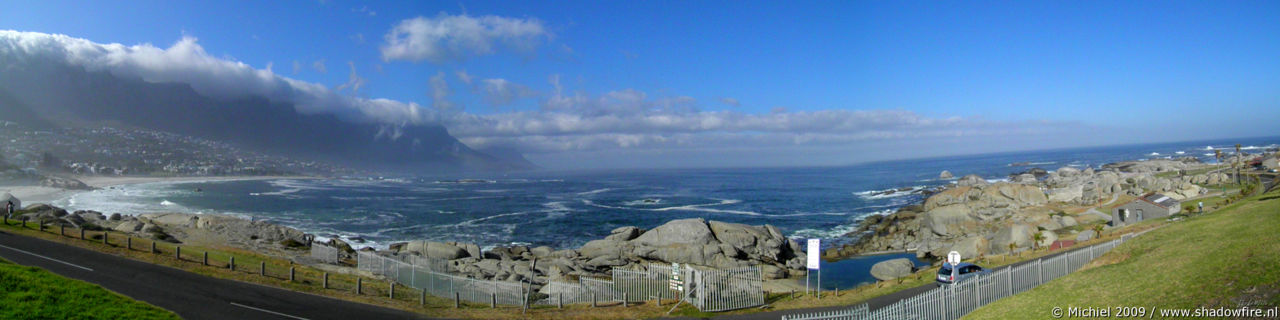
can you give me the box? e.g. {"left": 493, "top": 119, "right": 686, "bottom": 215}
{"left": 3, "top": 175, "right": 315, "bottom": 206}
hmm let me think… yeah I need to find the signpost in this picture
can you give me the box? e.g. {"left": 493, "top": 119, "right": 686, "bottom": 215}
{"left": 947, "top": 251, "right": 961, "bottom": 282}
{"left": 806, "top": 239, "right": 820, "bottom": 297}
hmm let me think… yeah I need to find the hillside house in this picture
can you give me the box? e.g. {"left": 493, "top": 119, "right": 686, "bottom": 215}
{"left": 1111, "top": 193, "right": 1180, "bottom": 226}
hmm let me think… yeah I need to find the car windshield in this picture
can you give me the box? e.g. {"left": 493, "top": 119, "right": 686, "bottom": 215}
{"left": 938, "top": 266, "right": 953, "bottom": 275}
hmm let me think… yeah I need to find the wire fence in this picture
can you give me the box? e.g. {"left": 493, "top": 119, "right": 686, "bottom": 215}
{"left": 357, "top": 251, "right": 525, "bottom": 306}
{"left": 310, "top": 242, "right": 339, "bottom": 264}
{"left": 355, "top": 251, "right": 765, "bottom": 311}
{"left": 783, "top": 231, "right": 1148, "bottom": 320}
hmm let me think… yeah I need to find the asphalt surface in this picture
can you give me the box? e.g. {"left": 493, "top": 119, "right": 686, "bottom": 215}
{"left": 687, "top": 243, "right": 1094, "bottom": 320}
{"left": 0, "top": 229, "right": 429, "bottom": 320}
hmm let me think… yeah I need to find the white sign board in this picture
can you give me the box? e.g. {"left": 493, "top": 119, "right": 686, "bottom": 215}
{"left": 806, "top": 239, "right": 821, "bottom": 269}
{"left": 669, "top": 263, "right": 683, "bottom": 291}
{"left": 947, "top": 251, "right": 962, "bottom": 265}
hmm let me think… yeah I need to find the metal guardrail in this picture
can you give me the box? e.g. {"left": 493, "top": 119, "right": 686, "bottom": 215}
{"left": 783, "top": 231, "right": 1147, "bottom": 320}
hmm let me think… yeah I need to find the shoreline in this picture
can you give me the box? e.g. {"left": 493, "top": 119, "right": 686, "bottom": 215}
{"left": 3, "top": 175, "right": 319, "bottom": 206}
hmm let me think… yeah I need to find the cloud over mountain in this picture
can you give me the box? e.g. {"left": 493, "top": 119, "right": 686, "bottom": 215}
{"left": 0, "top": 30, "right": 427, "bottom": 126}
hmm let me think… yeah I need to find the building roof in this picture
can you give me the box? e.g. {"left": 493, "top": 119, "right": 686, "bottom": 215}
{"left": 1138, "top": 192, "right": 1178, "bottom": 208}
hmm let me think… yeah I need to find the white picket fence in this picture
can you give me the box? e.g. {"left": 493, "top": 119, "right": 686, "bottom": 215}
{"left": 310, "top": 243, "right": 340, "bottom": 263}
{"left": 783, "top": 232, "right": 1145, "bottom": 320}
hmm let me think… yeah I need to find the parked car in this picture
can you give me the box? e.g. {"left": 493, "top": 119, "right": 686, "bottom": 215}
{"left": 936, "top": 262, "right": 989, "bottom": 286}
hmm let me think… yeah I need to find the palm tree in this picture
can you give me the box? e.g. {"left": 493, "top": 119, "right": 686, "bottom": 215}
{"left": 1092, "top": 224, "right": 1105, "bottom": 240}
{"left": 1032, "top": 232, "right": 1046, "bottom": 251}
{"left": 1235, "top": 144, "right": 1243, "bottom": 185}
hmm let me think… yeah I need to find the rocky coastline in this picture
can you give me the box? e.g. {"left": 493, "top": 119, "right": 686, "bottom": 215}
{"left": 13, "top": 202, "right": 808, "bottom": 294}
{"left": 829, "top": 157, "right": 1224, "bottom": 265}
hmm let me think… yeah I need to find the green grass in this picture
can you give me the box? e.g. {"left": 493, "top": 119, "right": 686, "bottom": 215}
{"left": 964, "top": 186, "right": 1280, "bottom": 319}
{"left": 0, "top": 258, "right": 179, "bottom": 319}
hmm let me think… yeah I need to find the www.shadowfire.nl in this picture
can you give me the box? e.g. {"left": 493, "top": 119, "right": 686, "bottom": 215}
{"left": 1159, "top": 306, "right": 1279, "bottom": 318}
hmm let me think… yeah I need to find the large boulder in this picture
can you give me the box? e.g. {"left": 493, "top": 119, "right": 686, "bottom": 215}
{"left": 709, "top": 221, "right": 786, "bottom": 261}
{"left": 870, "top": 258, "right": 916, "bottom": 281}
{"left": 1036, "top": 231, "right": 1058, "bottom": 248}
{"left": 1076, "top": 230, "right": 1097, "bottom": 242}
{"left": 989, "top": 224, "right": 1035, "bottom": 254}
{"left": 402, "top": 241, "right": 471, "bottom": 260}
{"left": 948, "top": 236, "right": 988, "bottom": 259}
{"left": 1060, "top": 216, "right": 1078, "bottom": 228}
{"left": 632, "top": 218, "right": 715, "bottom": 247}
{"left": 605, "top": 226, "right": 642, "bottom": 241}
{"left": 939, "top": 170, "right": 954, "bottom": 179}
{"left": 1056, "top": 167, "right": 1081, "bottom": 178}
{"left": 1013, "top": 174, "right": 1037, "bottom": 184}
{"left": 921, "top": 204, "right": 974, "bottom": 236}
{"left": 956, "top": 174, "right": 986, "bottom": 187}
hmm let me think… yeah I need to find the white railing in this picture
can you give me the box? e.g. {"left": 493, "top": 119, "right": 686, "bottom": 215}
{"left": 783, "top": 230, "right": 1150, "bottom": 320}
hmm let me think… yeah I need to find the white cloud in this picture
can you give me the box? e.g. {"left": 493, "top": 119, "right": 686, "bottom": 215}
{"left": 335, "top": 61, "right": 366, "bottom": 95}
{"left": 0, "top": 31, "right": 426, "bottom": 125}
{"left": 312, "top": 59, "right": 326, "bottom": 73}
{"left": 352, "top": 6, "right": 376, "bottom": 17}
{"left": 380, "top": 13, "right": 550, "bottom": 63}
{"left": 720, "top": 97, "right": 741, "bottom": 107}
{"left": 440, "top": 82, "right": 1084, "bottom": 156}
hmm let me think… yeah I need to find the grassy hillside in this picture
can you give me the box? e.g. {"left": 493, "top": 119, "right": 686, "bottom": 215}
{"left": 964, "top": 187, "right": 1280, "bottom": 319}
{"left": 0, "top": 258, "right": 178, "bottom": 319}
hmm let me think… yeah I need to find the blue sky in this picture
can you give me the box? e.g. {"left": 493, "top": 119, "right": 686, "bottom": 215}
{"left": 2, "top": 1, "right": 1277, "bottom": 168}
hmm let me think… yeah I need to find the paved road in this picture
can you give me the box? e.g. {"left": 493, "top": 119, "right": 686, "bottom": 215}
{"left": 682, "top": 244, "right": 1092, "bottom": 320}
{"left": 0, "top": 229, "right": 429, "bottom": 320}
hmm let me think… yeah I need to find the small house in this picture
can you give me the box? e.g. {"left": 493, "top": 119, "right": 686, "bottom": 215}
{"left": 1111, "top": 193, "right": 1180, "bottom": 226}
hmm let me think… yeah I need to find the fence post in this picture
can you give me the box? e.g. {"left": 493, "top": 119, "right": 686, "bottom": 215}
{"left": 389, "top": 281, "right": 395, "bottom": 299}
{"left": 260, "top": 262, "right": 266, "bottom": 276}
{"left": 289, "top": 267, "right": 295, "bottom": 281}
{"left": 151, "top": 241, "right": 156, "bottom": 254}
{"left": 623, "top": 292, "right": 628, "bottom": 307}
{"left": 127, "top": 237, "right": 132, "bottom": 250}
{"left": 1007, "top": 268, "right": 1013, "bottom": 296}
{"left": 103, "top": 231, "right": 109, "bottom": 245}
{"left": 203, "top": 252, "right": 208, "bottom": 266}
{"left": 60, "top": 224, "right": 64, "bottom": 236}
{"left": 419, "top": 289, "right": 425, "bottom": 306}
{"left": 80, "top": 228, "right": 85, "bottom": 240}
{"left": 176, "top": 246, "right": 181, "bottom": 260}
{"left": 357, "top": 278, "right": 362, "bottom": 295}
{"left": 591, "top": 293, "right": 597, "bottom": 308}
{"left": 491, "top": 292, "right": 496, "bottom": 308}
{"left": 230, "top": 257, "right": 235, "bottom": 271}
{"left": 1037, "top": 258, "right": 1043, "bottom": 284}
{"left": 322, "top": 273, "right": 328, "bottom": 289}
{"left": 454, "top": 292, "right": 459, "bottom": 308}
{"left": 558, "top": 292, "right": 563, "bottom": 309}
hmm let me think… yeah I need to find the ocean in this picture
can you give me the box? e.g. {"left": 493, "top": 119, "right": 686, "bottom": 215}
{"left": 50, "top": 136, "right": 1279, "bottom": 288}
